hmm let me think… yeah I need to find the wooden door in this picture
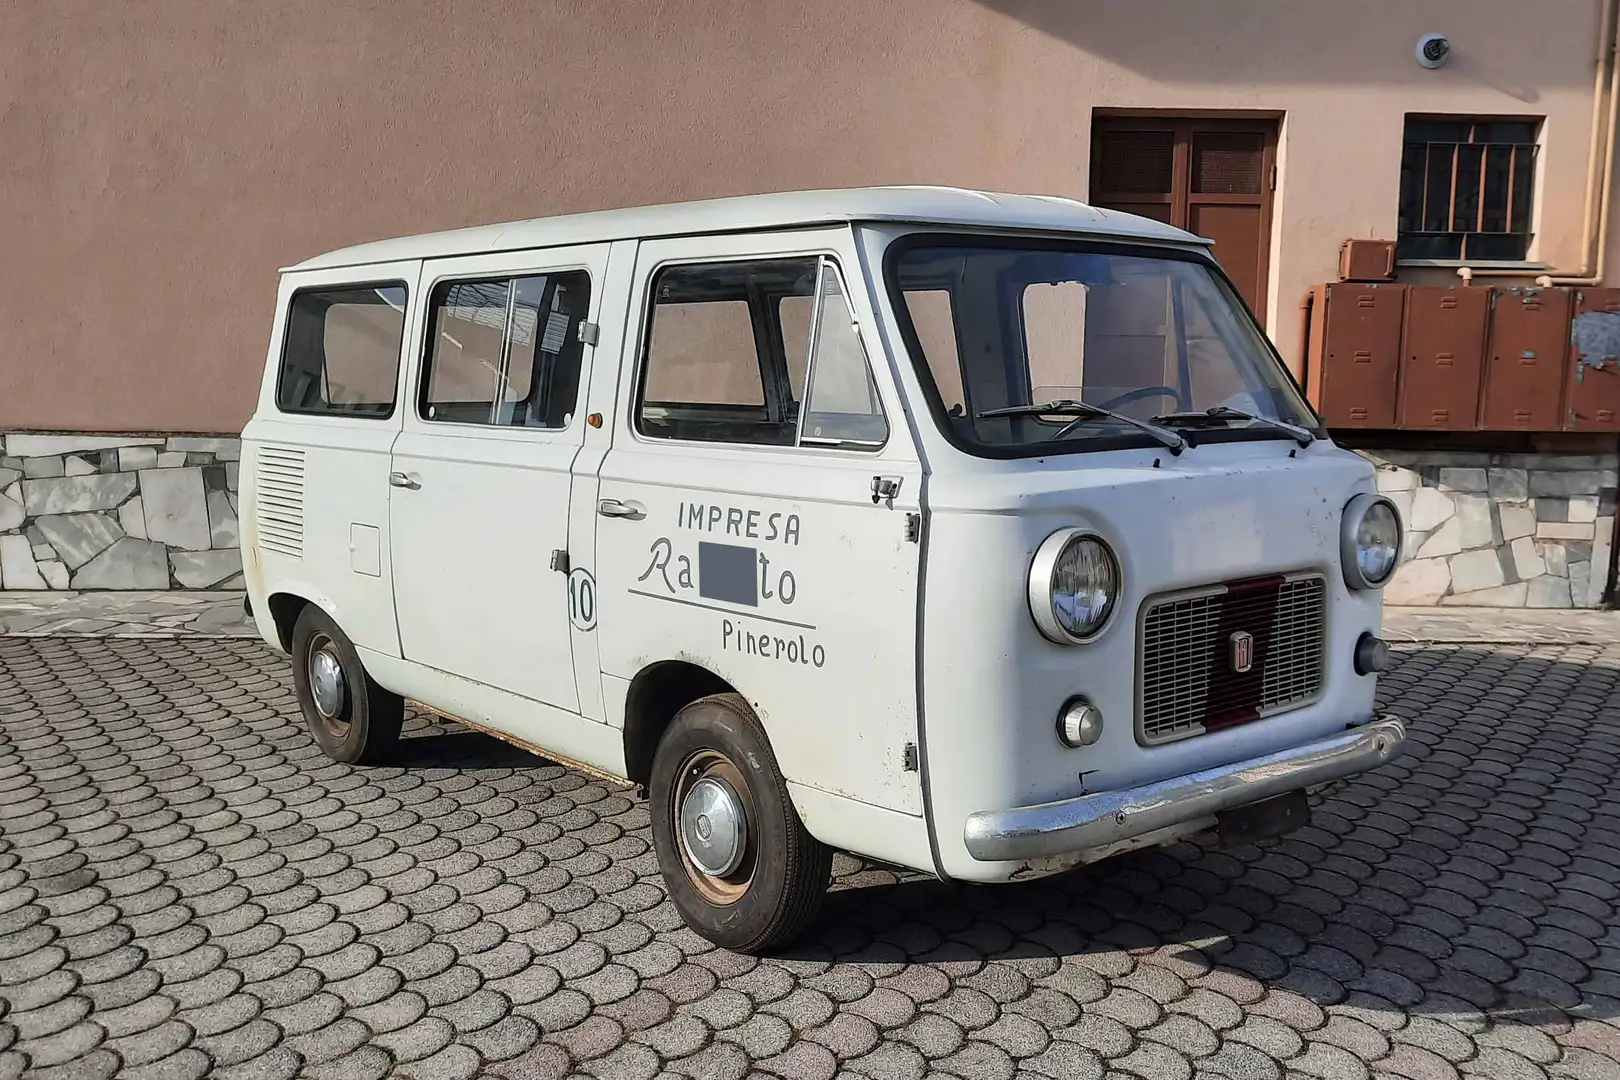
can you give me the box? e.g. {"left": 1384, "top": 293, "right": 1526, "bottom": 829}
{"left": 1090, "top": 117, "right": 1278, "bottom": 323}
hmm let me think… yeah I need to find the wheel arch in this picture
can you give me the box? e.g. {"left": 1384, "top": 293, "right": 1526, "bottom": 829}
{"left": 262, "top": 582, "right": 340, "bottom": 652}
{"left": 621, "top": 660, "right": 736, "bottom": 790}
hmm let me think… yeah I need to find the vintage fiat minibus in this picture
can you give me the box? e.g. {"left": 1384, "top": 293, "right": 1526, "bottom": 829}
{"left": 241, "top": 187, "right": 1406, "bottom": 953}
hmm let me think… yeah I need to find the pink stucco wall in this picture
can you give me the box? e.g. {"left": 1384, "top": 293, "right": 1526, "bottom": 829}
{"left": 0, "top": 0, "right": 1611, "bottom": 432}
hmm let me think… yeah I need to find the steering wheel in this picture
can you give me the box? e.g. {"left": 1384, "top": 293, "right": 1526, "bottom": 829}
{"left": 1095, "top": 385, "right": 1184, "bottom": 413}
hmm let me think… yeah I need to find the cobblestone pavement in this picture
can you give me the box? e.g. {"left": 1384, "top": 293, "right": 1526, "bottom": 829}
{"left": 3, "top": 637, "right": 1620, "bottom": 1080}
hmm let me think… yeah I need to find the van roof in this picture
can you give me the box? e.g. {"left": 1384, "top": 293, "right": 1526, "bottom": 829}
{"left": 283, "top": 185, "right": 1210, "bottom": 272}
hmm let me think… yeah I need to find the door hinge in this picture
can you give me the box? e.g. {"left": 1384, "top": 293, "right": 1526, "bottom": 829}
{"left": 902, "top": 742, "right": 919, "bottom": 771}
{"left": 1269, "top": 164, "right": 1278, "bottom": 191}
{"left": 905, "top": 513, "right": 922, "bottom": 542}
{"left": 578, "top": 321, "right": 600, "bottom": 346}
{"left": 550, "top": 549, "right": 570, "bottom": 573}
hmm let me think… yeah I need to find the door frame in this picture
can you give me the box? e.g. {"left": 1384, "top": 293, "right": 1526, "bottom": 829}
{"left": 388, "top": 242, "right": 613, "bottom": 715}
{"left": 594, "top": 224, "right": 928, "bottom": 816}
{"left": 1089, "top": 113, "right": 1279, "bottom": 323}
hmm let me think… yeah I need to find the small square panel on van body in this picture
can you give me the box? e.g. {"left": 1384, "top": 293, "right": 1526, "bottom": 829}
{"left": 350, "top": 523, "right": 382, "bottom": 578}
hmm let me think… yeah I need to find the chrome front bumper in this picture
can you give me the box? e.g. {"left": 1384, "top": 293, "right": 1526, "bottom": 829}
{"left": 963, "top": 717, "right": 1407, "bottom": 862}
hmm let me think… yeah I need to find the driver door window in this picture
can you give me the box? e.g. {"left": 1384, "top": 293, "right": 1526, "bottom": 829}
{"left": 637, "top": 256, "right": 888, "bottom": 449}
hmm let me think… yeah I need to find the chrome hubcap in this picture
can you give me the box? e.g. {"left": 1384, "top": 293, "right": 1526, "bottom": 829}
{"left": 679, "top": 775, "right": 746, "bottom": 877}
{"left": 309, "top": 647, "right": 347, "bottom": 719}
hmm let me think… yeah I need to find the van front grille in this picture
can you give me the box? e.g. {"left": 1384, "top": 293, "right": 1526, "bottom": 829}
{"left": 1138, "top": 573, "right": 1326, "bottom": 745}
{"left": 253, "top": 446, "right": 306, "bottom": 559}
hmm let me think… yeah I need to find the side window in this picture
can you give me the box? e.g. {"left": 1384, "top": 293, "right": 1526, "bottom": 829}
{"left": 276, "top": 283, "right": 407, "bottom": 418}
{"left": 637, "top": 256, "right": 887, "bottom": 449}
{"left": 644, "top": 295, "right": 767, "bottom": 407}
{"left": 638, "top": 258, "right": 815, "bottom": 445}
{"left": 420, "top": 271, "right": 591, "bottom": 428}
{"left": 799, "top": 263, "right": 889, "bottom": 447}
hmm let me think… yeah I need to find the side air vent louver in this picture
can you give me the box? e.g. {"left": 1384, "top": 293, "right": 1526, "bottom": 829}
{"left": 254, "top": 446, "right": 306, "bottom": 559}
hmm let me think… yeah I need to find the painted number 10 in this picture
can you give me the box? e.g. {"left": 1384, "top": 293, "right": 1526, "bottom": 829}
{"left": 569, "top": 568, "right": 597, "bottom": 631}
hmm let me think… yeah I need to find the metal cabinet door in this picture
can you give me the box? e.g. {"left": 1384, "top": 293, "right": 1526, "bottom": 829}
{"left": 1482, "top": 286, "right": 1570, "bottom": 431}
{"left": 1318, "top": 283, "right": 1403, "bottom": 427}
{"left": 1567, "top": 288, "right": 1620, "bottom": 432}
{"left": 1398, "top": 287, "right": 1488, "bottom": 430}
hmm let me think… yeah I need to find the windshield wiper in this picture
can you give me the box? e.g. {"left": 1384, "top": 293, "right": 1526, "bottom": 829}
{"left": 1152, "top": 405, "right": 1316, "bottom": 449}
{"left": 977, "top": 399, "right": 1189, "bottom": 454}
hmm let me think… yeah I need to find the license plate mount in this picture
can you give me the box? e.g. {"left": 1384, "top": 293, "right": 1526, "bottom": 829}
{"left": 1216, "top": 789, "right": 1311, "bottom": 846}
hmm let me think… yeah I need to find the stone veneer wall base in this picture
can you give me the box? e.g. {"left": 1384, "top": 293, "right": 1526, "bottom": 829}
{"left": 4, "top": 434, "right": 1614, "bottom": 608}
{"left": 0, "top": 433, "right": 242, "bottom": 591}
{"left": 1365, "top": 450, "right": 1618, "bottom": 609}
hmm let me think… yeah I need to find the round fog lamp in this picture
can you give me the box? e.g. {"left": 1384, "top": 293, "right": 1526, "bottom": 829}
{"left": 1342, "top": 494, "right": 1402, "bottom": 590}
{"left": 1058, "top": 699, "right": 1104, "bottom": 747}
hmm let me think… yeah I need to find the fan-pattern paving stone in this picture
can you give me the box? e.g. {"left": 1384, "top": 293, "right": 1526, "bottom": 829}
{"left": 2, "top": 637, "right": 1620, "bottom": 1076}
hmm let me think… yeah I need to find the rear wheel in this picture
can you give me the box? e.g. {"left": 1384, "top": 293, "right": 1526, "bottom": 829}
{"left": 650, "top": 693, "right": 832, "bottom": 953}
{"left": 290, "top": 605, "right": 403, "bottom": 764}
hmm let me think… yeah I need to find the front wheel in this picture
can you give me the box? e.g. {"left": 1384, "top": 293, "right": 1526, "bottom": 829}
{"left": 649, "top": 693, "right": 832, "bottom": 953}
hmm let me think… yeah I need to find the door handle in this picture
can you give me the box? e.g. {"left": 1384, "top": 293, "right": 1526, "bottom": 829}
{"left": 388, "top": 472, "right": 420, "bottom": 490}
{"left": 598, "top": 498, "right": 645, "bottom": 520}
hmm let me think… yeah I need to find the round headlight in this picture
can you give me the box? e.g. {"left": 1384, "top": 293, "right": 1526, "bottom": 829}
{"left": 1342, "top": 493, "right": 1402, "bottom": 589}
{"left": 1029, "top": 529, "right": 1119, "bottom": 643}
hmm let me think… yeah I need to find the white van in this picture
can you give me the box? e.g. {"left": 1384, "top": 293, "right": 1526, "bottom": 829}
{"left": 241, "top": 187, "right": 1407, "bottom": 954}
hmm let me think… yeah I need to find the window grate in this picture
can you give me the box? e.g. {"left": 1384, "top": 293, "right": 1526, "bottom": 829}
{"left": 1095, "top": 130, "right": 1176, "bottom": 196}
{"left": 1397, "top": 118, "right": 1539, "bottom": 262}
{"left": 1192, "top": 132, "right": 1265, "bottom": 195}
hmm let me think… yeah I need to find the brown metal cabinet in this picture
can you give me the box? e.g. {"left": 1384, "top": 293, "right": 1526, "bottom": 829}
{"left": 1339, "top": 239, "right": 1396, "bottom": 283}
{"left": 1305, "top": 282, "right": 1405, "bottom": 427}
{"left": 1481, "top": 287, "right": 1571, "bottom": 430}
{"left": 1397, "top": 287, "right": 1489, "bottom": 429}
{"left": 1565, "top": 288, "right": 1620, "bottom": 431}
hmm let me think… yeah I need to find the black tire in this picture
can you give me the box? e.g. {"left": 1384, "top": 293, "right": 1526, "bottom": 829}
{"left": 650, "top": 693, "right": 832, "bottom": 953}
{"left": 290, "top": 604, "right": 404, "bottom": 765}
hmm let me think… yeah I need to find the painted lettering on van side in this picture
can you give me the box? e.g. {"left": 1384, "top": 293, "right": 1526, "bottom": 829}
{"left": 722, "top": 619, "right": 826, "bottom": 667}
{"left": 630, "top": 532, "right": 824, "bottom": 667}
{"left": 637, "top": 537, "right": 797, "bottom": 609}
{"left": 679, "top": 503, "right": 800, "bottom": 545}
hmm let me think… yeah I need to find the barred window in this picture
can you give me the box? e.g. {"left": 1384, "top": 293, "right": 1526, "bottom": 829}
{"left": 1397, "top": 118, "right": 1539, "bottom": 262}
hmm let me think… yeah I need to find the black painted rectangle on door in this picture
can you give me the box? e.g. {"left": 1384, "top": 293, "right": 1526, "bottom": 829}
{"left": 698, "top": 542, "right": 758, "bottom": 606}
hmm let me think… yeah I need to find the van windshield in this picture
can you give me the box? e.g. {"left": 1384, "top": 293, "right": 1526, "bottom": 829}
{"left": 886, "top": 235, "right": 1320, "bottom": 456}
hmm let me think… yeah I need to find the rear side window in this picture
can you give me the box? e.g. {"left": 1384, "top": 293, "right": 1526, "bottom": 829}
{"left": 276, "top": 283, "right": 407, "bottom": 417}
{"left": 420, "top": 271, "right": 592, "bottom": 429}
